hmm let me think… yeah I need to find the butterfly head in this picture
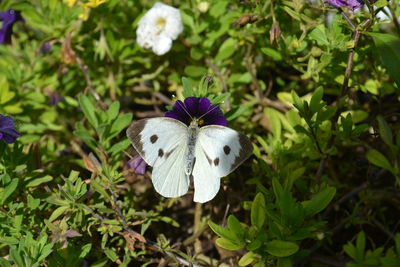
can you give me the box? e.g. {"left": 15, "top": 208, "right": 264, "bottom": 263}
{"left": 165, "top": 97, "right": 227, "bottom": 127}
{"left": 189, "top": 117, "right": 205, "bottom": 127}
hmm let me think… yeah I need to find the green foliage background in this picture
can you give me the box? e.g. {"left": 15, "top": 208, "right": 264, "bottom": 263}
{"left": 1, "top": 0, "right": 400, "bottom": 266}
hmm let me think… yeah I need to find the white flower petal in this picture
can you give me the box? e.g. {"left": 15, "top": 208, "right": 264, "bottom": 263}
{"left": 152, "top": 34, "right": 172, "bottom": 55}
{"left": 136, "top": 2, "right": 183, "bottom": 55}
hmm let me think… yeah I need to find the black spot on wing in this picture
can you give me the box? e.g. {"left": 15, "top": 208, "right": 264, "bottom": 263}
{"left": 223, "top": 145, "right": 231, "bottom": 155}
{"left": 204, "top": 151, "right": 212, "bottom": 165}
{"left": 150, "top": 135, "right": 158, "bottom": 144}
{"left": 214, "top": 158, "right": 219, "bottom": 166}
{"left": 158, "top": 149, "right": 164, "bottom": 157}
{"left": 165, "top": 148, "right": 176, "bottom": 158}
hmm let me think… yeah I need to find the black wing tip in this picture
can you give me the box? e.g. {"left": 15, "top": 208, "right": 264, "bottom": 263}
{"left": 126, "top": 119, "right": 147, "bottom": 156}
{"left": 231, "top": 133, "right": 253, "bottom": 171}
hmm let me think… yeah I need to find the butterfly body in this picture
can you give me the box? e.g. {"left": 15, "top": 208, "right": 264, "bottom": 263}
{"left": 185, "top": 120, "right": 199, "bottom": 176}
{"left": 127, "top": 116, "right": 253, "bottom": 203}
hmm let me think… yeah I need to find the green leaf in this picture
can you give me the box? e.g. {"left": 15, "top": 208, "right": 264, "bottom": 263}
{"left": 343, "top": 243, "right": 357, "bottom": 261}
{"left": 265, "top": 240, "right": 299, "bottom": 257}
{"left": 208, "top": 221, "right": 237, "bottom": 241}
{"left": 366, "top": 149, "right": 394, "bottom": 172}
{"left": 356, "top": 231, "right": 366, "bottom": 260}
{"left": 309, "top": 24, "right": 329, "bottom": 46}
{"left": 272, "top": 178, "right": 284, "bottom": 201}
{"left": 1, "top": 178, "right": 18, "bottom": 205}
{"left": 264, "top": 108, "right": 281, "bottom": 138}
{"left": 27, "top": 194, "right": 40, "bottom": 210}
{"left": 377, "top": 115, "right": 393, "bottom": 146}
{"left": 48, "top": 206, "right": 69, "bottom": 223}
{"left": 216, "top": 38, "right": 237, "bottom": 61}
{"left": 182, "top": 77, "right": 194, "bottom": 97}
{"left": 367, "top": 32, "right": 400, "bottom": 90}
{"left": 109, "top": 113, "right": 133, "bottom": 138}
{"left": 239, "top": 251, "right": 257, "bottom": 266}
{"left": 374, "top": 0, "right": 388, "bottom": 8}
{"left": 227, "top": 215, "right": 245, "bottom": 237}
{"left": 79, "top": 244, "right": 92, "bottom": 258}
{"left": 26, "top": 175, "right": 53, "bottom": 187}
{"left": 108, "top": 139, "right": 132, "bottom": 155}
{"left": 215, "top": 237, "right": 244, "bottom": 250}
{"left": 291, "top": 90, "right": 304, "bottom": 112}
{"left": 104, "top": 248, "right": 118, "bottom": 262}
{"left": 251, "top": 193, "right": 266, "bottom": 229}
{"left": 79, "top": 94, "right": 99, "bottom": 128}
{"left": 106, "top": 101, "right": 120, "bottom": 121}
{"left": 277, "top": 258, "right": 292, "bottom": 267}
{"left": 302, "top": 187, "right": 336, "bottom": 217}
{"left": 309, "top": 87, "right": 324, "bottom": 114}
{"left": 261, "top": 47, "right": 282, "bottom": 61}
{"left": 0, "top": 258, "right": 12, "bottom": 267}
{"left": 184, "top": 65, "right": 208, "bottom": 78}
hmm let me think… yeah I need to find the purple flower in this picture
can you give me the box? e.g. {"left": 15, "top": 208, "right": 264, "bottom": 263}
{"left": 325, "top": 0, "right": 364, "bottom": 9}
{"left": 127, "top": 155, "right": 147, "bottom": 175}
{"left": 47, "top": 91, "right": 64, "bottom": 106}
{"left": 0, "top": 9, "right": 23, "bottom": 44}
{"left": 0, "top": 115, "right": 21, "bottom": 144}
{"left": 40, "top": 42, "right": 52, "bottom": 54}
{"left": 165, "top": 97, "right": 227, "bottom": 127}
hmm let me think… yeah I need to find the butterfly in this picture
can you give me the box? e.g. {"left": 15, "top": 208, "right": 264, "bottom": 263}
{"left": 126, "top": 97, "right": 253, "bottom": 203}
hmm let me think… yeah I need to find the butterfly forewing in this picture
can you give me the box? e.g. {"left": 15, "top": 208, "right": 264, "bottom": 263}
{"left": 127, "top": 117, "right": 187, "bottom": 166}
{"left": 126, "top": 117, "right": 190, "bottom": 197}
{"left": 196, "top": 125, "right": 253, "bottom": 177}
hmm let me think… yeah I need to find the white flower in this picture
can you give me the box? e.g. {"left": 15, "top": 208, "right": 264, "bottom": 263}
{"left": 136, "top": 2, "right": 183, "bottom": 55}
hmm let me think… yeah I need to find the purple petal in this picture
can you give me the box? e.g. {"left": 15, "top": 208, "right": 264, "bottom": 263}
{"left": 324, "top": 0, "right": 364, "bottom": 9}
{"left": 0, "top": 9, "right": 23, "bottom": 44}
{"left": 197, "top": 98, "right": 212, "bottom": 115}
{"left": 0, "top": 115, "right": 14, "bottom": 129}
{"left": 1, "top": 128, "right": 21, "bottom": 144}
{"left": 64, "top": 229, "right": 81, "bottom": 238}
{"left": 0, "top": 114, "right": 21, "bottom": 144}
{"left": 165, "top": 97, "right": 227, "bottom": 127}
{"left": 47, "top": 91, "right": 64, "bottom": 106}
{"left": 127, "top": 156, "right": 147, "bottom": 175}
{"left": 165, "top": 100, "right": 190, "bottom": 124}
{"left": 207, "top": 115, "right": 228, "bottom": 127}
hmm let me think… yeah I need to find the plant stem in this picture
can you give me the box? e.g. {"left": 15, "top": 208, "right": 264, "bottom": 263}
{"left": 340, "top": 16, "right": 371, "bottom": 98}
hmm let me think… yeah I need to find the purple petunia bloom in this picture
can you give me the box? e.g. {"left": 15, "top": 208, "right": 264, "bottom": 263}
{"left": 325, "top": 0, "right": 364, "bottom": 9}
{"left": 0, "top": 9, "right": 23, "bottom": 44}
{"left": 47, "top": 91, "right": 64, "bottom": 106}
{"left": 0, "top": 114, "right": 21, "bottom": 144}
{"left": 40, "top": 42, "right": 52, "bottom": 54}
{"left": 165, "top": 97, "right": 227, "bottom": 127}
{"left": 127, "top": 155, "right": 147, "bottom": 175}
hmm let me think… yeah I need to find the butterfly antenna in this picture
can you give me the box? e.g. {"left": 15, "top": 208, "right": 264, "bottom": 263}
{"left": 176, "top": 100, "right": 193, "bottom": 120}
{"left": 198, "top": 103, "right": 220, "bottom": 120}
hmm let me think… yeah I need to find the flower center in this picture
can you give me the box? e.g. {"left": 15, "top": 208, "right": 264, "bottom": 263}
{"left": 155, "top": 17, "right": 167, "bottom": 35}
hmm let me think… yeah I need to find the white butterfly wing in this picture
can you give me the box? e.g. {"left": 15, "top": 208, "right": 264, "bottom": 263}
{"left": 192, "top": 125, "right": 253, "bottom": 203}
{"left": 192, "top": 145, "right": 221, "bottom": 203}
{"left": 126, "top": 117, "right": 190, "bottom": 198}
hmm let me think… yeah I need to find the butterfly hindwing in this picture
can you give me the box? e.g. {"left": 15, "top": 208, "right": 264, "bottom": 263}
{"left": 126, "top": 117, "right": 190, "bottom": 197}
{"left": 192, "top": 143, "right": 221, "bottom": 203}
